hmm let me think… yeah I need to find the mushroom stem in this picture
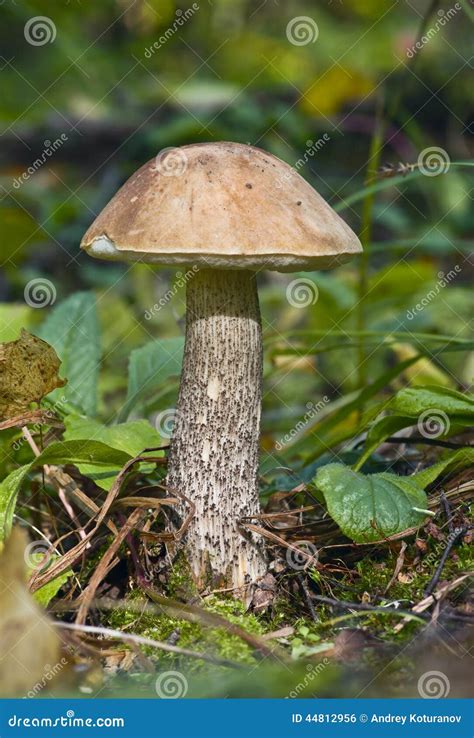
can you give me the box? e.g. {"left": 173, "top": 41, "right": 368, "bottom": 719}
{"left": 167, "top": 268, "right": 266, "bottom": 591}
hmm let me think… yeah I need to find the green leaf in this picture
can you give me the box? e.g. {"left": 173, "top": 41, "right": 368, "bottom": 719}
{"left": 0, "top": 440, "right": 131, "bottom": 541}
{"left": 63, "top": 415, "right": 161, "bottom": 489}
{"left": 269, "top": 330, "right": 473, "bottom": 353}
{"left": 33, "top": 568, "right": 73, "bottom": 607}
{"left": 392, "top": 386, "right": 474, "bottom": 421}
{"left": 314, "top": 463, "right": 428, "bottom": 542}
{"left": 119, "top": 337, "right": 184, "bottom": 421}
{"left": 355, "top": 386, "right": 474, "bottom": 469}
{"left": 38, "top": 292, "right": 101, "bottom": 417}
{"left": 0, "top": 304, "right": 32, "bottom": 342}
{"left": 354, "top": 415, "right": 414, "bottom": 470}
{"left": 411, "top": 448, "right": 474, "bottom": 489}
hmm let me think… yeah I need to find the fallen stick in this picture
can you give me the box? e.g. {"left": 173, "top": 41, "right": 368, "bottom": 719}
{"left": 55, "top": 622, "right": 243, "bottom": 669}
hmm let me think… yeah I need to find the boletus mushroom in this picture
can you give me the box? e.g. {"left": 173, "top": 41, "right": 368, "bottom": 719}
{"left": 81, "top": 142, "right": 361, "bottom": 593}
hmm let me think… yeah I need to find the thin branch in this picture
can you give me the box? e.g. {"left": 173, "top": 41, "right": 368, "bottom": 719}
{"left": 54, "top": 622, "right": 243, "bottom": 669}
{"left": 424, "top": 526, "right": 469, "bottom": 596}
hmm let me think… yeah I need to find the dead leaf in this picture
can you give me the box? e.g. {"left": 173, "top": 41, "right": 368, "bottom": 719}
{"left": 251, "top": 572, "right": 277, "bottom": 613}
{"left": 0, "top": 329, "right": 66, "bottom": 420}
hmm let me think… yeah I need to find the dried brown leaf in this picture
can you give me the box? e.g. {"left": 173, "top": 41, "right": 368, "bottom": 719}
{"left": 0, "top": 329, "right": 66, "bottom": 420}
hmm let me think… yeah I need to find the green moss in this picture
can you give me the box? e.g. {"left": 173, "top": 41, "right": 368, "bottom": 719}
{"left": 166, "top": 552, "right": 198, "bottom": 600}
{"left": 106, "top": 593, "right": 270, "bottom": 667}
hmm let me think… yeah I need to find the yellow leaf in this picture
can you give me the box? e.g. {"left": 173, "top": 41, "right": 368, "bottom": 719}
{"left": 391, "top": 343, "right": 453, "bottom": 389}
{"left": 301, "top": 67, "right": 374, "bottom": 117}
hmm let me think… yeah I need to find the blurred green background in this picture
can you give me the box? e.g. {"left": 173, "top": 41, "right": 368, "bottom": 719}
{"left": 0, "top": 0, "right": 472, "bottom": 470}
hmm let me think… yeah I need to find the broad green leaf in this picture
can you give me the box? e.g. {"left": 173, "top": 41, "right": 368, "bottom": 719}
{"left": 355, "top": 386, "right": 474, "bottom": 469}
{"left": 0, "top": 440, "right": 131, "bottom": 541}
{"left": 63, "top": 415, "right": 161, "bottom": 489}
{"left": 32, "top": 567, "right": 73, "bottom": 607}
{"left": 411, "top": 448, "right": 474, "bottom": 489}
{"left": 392, "top": 386, "right": 474, "bottom": 421}
{"left": 38, "top": 292, "right": 101, "bottom": 417}
{"left": 314, "top": 463, "right": 428, "bottom": 542}
{"left": 119, "top": 337, "right": 184, "bottom": 421}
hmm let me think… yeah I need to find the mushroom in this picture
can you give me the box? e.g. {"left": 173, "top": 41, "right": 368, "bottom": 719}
{"left": 81, "top": 142, "right": 361, "bottom": 593}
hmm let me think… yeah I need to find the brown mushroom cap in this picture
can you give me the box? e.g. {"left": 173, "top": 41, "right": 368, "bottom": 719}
{"left": 81, "top": 142, "right": 361, "bottom": 272}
